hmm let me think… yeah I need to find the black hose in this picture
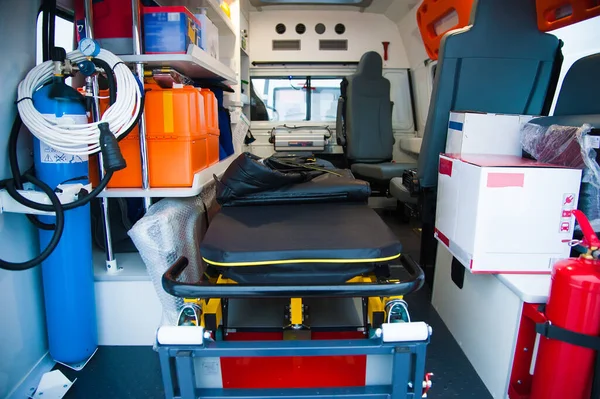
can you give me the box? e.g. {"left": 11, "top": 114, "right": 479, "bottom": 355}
{"left": 5, "top": 169, "right": 114, "bottom": 213}
{"left": 48, "top": 0, "right": 56, "bottom": 56}
{"left": 0, "top": 174, "right": 65, "bottom": 271}
{"left": 91, "top": 58, "right": 117, "bottom": 105}
{"left": 41, "top": 3, "right": 49, "bottom": 62}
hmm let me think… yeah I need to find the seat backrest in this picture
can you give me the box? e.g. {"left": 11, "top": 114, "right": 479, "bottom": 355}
{"left": 344, "top": 51, "right": 394, "bottom": 163}
{"left": 554, "top": 53, "right": 600, "bottom": 116}
{"left": 417, "top": 0, "right": 561, "bottom": 188}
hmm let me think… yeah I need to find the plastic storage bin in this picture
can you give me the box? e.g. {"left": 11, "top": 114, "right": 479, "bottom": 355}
{"left": 91, "top": 85, "right": 209, "bottom": 188}
{"left": 143, "top": 6, "right": 203, "bottom": 54}
{"left": 145, "top": 84, "right": 207, "bottom": 139}
{"left": 147, "top": 137, "right": 208, "bottom": 187}
{"left": 89, "top": 91, "right": 142, "bottom": 188}
{"left": 199, "top": 88, "right": 220, "bottom": 165}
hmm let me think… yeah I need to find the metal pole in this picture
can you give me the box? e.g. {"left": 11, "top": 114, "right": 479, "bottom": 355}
{"left": 84, "top": 0, "right": 118, "bottom": 273}
{"left": 131, "top": 0, "right": 152, "bottom": 211}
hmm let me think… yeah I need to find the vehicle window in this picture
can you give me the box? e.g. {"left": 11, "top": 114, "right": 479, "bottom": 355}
{"left": 36, "top": 13, "right": 75, "bottom": 65}
{"left": 549, "top": 15, "right": 600, "bottom": 113}
{"left": 310, "top": 79, "right": 341, "bottom": 122}
{"left": 251, "top": 76, "right": 342, "bottom": 122}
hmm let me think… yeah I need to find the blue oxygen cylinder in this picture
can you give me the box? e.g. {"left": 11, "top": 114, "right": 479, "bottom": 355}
{"left": 32, "top": 83, "right": 98, "bottom": 364}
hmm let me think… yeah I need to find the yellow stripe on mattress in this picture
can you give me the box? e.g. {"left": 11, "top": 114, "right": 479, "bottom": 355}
{"left": 202, "top": 253, "right": 401, "bottom": 267}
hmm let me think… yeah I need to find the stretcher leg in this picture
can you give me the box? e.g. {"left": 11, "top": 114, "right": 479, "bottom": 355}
{"left": 175, "top": 351, "right": 196, "bottom": 399}
{"left": 159, "top": 349, "right": 175, "bottom": 399}
{"left": 391, "top": 348, "right": 411, "bottom": 398}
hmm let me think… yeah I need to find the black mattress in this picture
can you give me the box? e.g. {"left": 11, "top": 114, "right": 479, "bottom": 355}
{"left": 201, "top": 203, "right": 402, "bottom": 267}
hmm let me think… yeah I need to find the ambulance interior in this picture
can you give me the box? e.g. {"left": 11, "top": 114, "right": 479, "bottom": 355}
{"left": 1, "top": 0, "right": 600, "bottom": 398}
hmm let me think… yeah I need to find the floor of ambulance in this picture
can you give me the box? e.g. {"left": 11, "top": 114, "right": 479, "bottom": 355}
{"left": 58, "top": 210, "right": 493, "bottom": 399}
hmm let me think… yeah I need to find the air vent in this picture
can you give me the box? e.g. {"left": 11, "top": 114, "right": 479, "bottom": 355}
{"left": 296, "top": 23, "right": 306, "bottom": 34}
{"left": 334, "top": 23, "right": 346, "bottom": 34}
{"left": 319, "top": 40, "right": 348, "bottom": 51}
{"left": 315, "top": 23, "right": 326, "bottom": 34}
{"left": 275, "top": 23, "right": 286, "bottom": 34}
{"left": 273, "top": 40, "right": 301, "bottom": 51}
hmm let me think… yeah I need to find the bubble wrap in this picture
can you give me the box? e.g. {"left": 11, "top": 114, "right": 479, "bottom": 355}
{"left": 577, "top": 125, "right": 600, "bottom": 231}
{"left": 128, "top": 182, "right": 217, "bottom": 329}
{"left": 521, "top": 123, "right": 600, "bottom": 229}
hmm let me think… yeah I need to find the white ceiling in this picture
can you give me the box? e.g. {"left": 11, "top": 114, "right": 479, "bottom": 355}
{"left": 247, "top": 0, "right": 419, "bottom": 19}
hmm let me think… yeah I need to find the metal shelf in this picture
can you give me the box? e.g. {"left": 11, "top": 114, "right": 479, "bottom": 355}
{"left": 155, "top": 0, "right": 236, "bottom": 36}
{"left": 98, "top": 155, "right": 235, "bottom": 198}
{"left": 120, "top": 45, "right": 237, "bottom": 85}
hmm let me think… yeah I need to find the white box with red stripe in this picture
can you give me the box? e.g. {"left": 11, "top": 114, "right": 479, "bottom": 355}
{"left": 435, "top": 154, "right": 582, "bottom": 274}
{"left": 446, "top": 112, "right": 536, "bottom": 156}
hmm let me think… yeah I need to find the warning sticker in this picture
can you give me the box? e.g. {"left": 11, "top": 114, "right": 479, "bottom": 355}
{"left": 40, "top": 141, "right": 88, "bottom": 164}
{"left": 562, "top": 193, "right": 576, "bottom": 209}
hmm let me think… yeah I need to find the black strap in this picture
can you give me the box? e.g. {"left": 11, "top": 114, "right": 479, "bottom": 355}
{"left": 536, "top": 321, "right": 600, "bottom": 351}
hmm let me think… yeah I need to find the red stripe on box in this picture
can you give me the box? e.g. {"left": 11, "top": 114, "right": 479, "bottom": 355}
{"left": 435, "top": 228, "right": 450, "bottom": 246}
{"left": 439, "top": 157, "right": 453, "bottom": 176}
{"left": 487, "top": 173, "right": 525, "bottom": 188}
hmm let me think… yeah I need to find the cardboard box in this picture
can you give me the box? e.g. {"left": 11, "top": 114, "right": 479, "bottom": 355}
{"left": 446, "top": 112, "right": 536, "bottom": 156}
{"left": 143, "top": 6, "right": 202, "bottom": 54}
{"left": 435, "top": 154, "right": 582, "bottom": 274}
{"left": 195, "top": 12, "right": 220, "bottom": 60}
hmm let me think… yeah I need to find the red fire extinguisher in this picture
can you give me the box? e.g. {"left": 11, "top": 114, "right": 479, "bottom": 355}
{"left": 520, "top": 210, "right": 600, "bottom": 399}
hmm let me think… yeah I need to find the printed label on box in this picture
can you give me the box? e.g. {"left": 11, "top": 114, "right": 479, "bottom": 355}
{"left": 562, "top": 209, "right": 573, "bottom": 218}
{"left": 562, "top": 193, "right": 576, "bottom": 209}
{"left": 167, "top": 12, "right": 181, "bottom": 21}
{"left": 200, "top": 359, "right": 220, "bottom": 375}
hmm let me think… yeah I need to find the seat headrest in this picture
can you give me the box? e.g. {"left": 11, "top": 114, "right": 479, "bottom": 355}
{"left": 356, "top": 51, "right": 383, "bottom": 78}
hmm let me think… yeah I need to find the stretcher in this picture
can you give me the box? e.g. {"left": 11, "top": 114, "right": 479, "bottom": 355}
{"left": 156, "top": 155, "right": 433, "bottom": 399}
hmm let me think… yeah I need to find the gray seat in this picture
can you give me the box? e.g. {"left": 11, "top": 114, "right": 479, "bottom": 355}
{"left": 553, "top": 53, "right": 600, "bottom": 116}
{"left": 351, "top": 162, "right": 416, "bottom": 181}
{"left": 339, "top": 51, "right": 416, "bottom": 181}
{"left": 389, "top": 177, "right": 417, "bottom": 205}
{"left": 417, "top": 0, "right": 561, "bottom": 189}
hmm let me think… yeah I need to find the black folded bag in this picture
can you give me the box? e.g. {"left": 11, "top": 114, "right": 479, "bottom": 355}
{"left": 215, "top": 152, "right": 370, "bottom": 206}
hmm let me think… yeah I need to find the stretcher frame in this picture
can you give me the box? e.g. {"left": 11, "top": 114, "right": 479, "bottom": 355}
{"left": 159, "top": 254, "right": 429, "bottom": 399}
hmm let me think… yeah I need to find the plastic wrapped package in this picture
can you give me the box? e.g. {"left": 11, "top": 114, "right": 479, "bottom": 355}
{"left": 521, "top": 123, "right": 599, "bottom": 230}
{"left": 128, "top": 182, "right": 217, "bottom": 333}
{"left": 520, "top": 123, "right": 586, "bottom": 168}
{"left": 577, "top": 126, "right": 600, "bottom": 231}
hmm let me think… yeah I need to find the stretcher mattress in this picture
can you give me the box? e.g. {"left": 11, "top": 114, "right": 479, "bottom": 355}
{"left": 201, "top": 203, "right": 402, "bottom": 267}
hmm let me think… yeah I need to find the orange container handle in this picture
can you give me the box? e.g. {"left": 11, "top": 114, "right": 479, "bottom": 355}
{"left": 536, "top": 0, "right": 600, "bottom": 32}
{"left": 416, "top": 0, "right": 474, "bottom": 60}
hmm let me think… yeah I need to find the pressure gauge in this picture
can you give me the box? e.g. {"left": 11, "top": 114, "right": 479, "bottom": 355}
{"left": 78, "top": 38, "right": 101, "bottom": 57}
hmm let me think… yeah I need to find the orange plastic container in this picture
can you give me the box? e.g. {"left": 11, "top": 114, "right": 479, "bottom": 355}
{"left": 199, "top": 88, "right": 220, "bottom": 135}
{"left": 145, "top": 84, "right": 207, "bottom": 139}
{"left": 207, "top": 135, "right": 220, "bottom": 166}
{"left": 89, "top": 90, "right": 143, "bottom": 188}
{"left": 91, "top": 84, "right": 211, "bottom": 188}
{"left": 147, "top": 136, "right": 208, "bottom": 187}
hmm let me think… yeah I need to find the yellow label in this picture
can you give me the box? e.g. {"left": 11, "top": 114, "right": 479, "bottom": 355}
{"left": 163, "top": 91, "right": 174, "bottom": 133}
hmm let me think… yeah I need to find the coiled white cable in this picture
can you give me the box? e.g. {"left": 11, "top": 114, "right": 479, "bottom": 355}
{"left": 16, "top": 49, "right": 142, "bottom": 156}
